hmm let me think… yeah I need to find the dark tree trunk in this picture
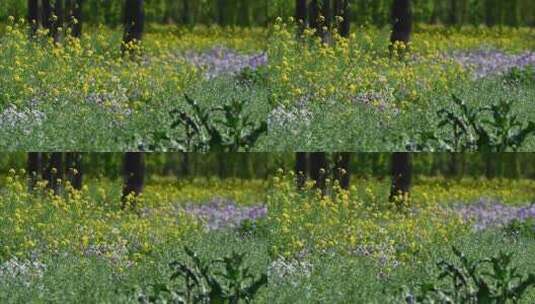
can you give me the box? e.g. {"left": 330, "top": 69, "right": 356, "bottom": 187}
{"left": 390, "top": 0, "right": 412, "bottom": 50}
{"left": 122, "top": 152, "right": 145, "bottom": 209}
{"left": 295, "top": 152, "right": 308, "bottom": 189}
{"left": 310, "top": 152, "right": 328, "bottom": 195}
{"left": 459, "top": 153, "right": 466, "bottom": 177}
{"left": 339, "top": 0, "right": 351, "bottom": 38}
{"left": 66, "top": 0, "right": 83, "bottom": 37}
{"left": 42, "top": 0, "right": 53, "bottom": 32}
{"left": 27, "top": 152, "right": 42, "bottom": 190}
{"left": 182, "top": 0, "right": 191, "bottom": 25}
{"left": 238, "top": 0, "right": 251, "bottom": 27}
{"left": 217, "top": 153, "right": 226, "bottom": 179}
{"left": 53, "top": 0, "right": 64, "bottom": 43}
{"left": 484, "top": 153, "right": 495, "bottom": 179}
{"left": 389, "top": 152, "right": 411, "bottom": 204}
{"left": 42, "top": 0, "right": 63, "bottom": 42}
{"left": 429, "top": 1, "right": 440, "bottom": 24}
{"left": 310, "top": 0, "right": 332, "bottom": 41}
{"left": 449, "top": 0, "right": 458, "bottom": 25}
{"left": 510, "top": 153, "right": 520, "bottom": 179}
{"left": 123, "top": 0, "right": 144, "bottom": 50}
{"left": 43, "top": 153, "right": 63, "bottom": 195}
{"left": 309, "top": 0, "right": 320, "bottom": 34}
{"left": 334, "top": 153, "right": 351, "bottom": 190}
{"left": 485, "top": 0, "right": 495, "bottom": 27}
{"left": 447, "top": 153, "right": 459, "bottom": 177}
{"left": 65, "top": 152, "right": 83, "bottom": 190}
{"left": 181, "top": 152, "right": 190, "bottom": 176}
{"left": 217, "top": 0, "right": 226, "bottom": 26}
{"left": 28, "top": 0, "right": 40, "bottom": 36}
{"left": 320, "top": 0, "right": 331, "bottom": 41}
{"left": 296, "top": 0, "right": 307, "bottom": 34}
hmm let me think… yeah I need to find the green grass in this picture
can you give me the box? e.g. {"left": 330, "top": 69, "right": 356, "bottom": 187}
{"left": 2, "top": 228, "right": 533, "bottom": 303}
{"left": 0, "top": 230, "right": 270, "bottom": 303}
{"left": 268, "top": 231, "right": 535, "bottom": 303}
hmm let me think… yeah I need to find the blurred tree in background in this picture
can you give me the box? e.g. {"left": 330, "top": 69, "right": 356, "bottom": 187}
{"left": 2, "top": 0, "right": 534, "bottom": 27}
{"left": 1, "top": 153, "right": 535, "bottom": 181}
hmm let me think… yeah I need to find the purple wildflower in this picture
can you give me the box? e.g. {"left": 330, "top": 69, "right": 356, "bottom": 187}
{"left": 181, "top": 46, "right": 268, "bottom": 79}
{"left": 454, "top": 198, "right": 535, "bottom": 231}
{"left": 182, "top": 197, "right": 267, "bottom": 231}
{"left": 452, "top": 50, "right": 535, "bottom": 79}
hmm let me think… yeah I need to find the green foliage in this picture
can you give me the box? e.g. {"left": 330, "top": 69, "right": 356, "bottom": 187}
{"left": 149, "top": 95, "right": 267, "bottom": 152}
{"left": 236, "top": 67, "right": 268, "bottom": 87}
{"left": 504, "top": 67, "right": 535, "bottom": 86}
{"left": 142, "top": 247, "right": 267, "bottom": 304}
{"left": 504, "top": 218, "right": 535, "bottom": 239}
{"left": 406, "top": 247, "right": 535, "bottom": 303}
{"left": 410, "top": 96, "right": 535, "bottom": 152}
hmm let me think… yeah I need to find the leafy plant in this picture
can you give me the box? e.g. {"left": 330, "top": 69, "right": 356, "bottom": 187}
{"left": 405, "top": 246, "right": 535, "bottom": 303}
{"left": 141, "top": 247, "right": 267, "bottom": 304}
{"left": 408, "top": 95, "right": 535, "bottom": 152}
{"left": 504, "top": 218, "right": 535, "bottom": 239}
{"left": 148, "top": 95, "right": 267, "bottom": 152}
{"left": 235, "top": 67, "right": 268, "bottom": 87}
{"left": 503, "top": 67, "right": 535, "bottom": 86}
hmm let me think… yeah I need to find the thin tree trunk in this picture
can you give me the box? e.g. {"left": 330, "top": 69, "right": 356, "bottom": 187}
{"left": 484, "top": 153, "right": 495, "bottom": 179}
{"left": 53, "top": 0, "right": 64, "bottom": 43}
{"left": 238, "top": 0, "right": 251, "bottom": 27}
{"left": 339, "top": 0, "right": 351, "bottom": 38}
{"left": 485, "top": 0, "right": 495, "bottom": 27}
{"left": 43, "top": 153, "right": 63, "bottom": 195}
{"left": 389, "top": 152, "right": 411, "bottom": 204}
{"left": 217, "top": 0, "right": 225, "bottom": 26}
{"left": 458, "top": 152, "right": 465, "bottom": 176}
{"left": 449, "top": 0, "right": 458, "bottom": 25}
{"left": 295, "top": 152, "right": 308, "bottom": 189}
{"left": 123, "top": 0, "right": 144, "bottom": 52}
{"left": 309, "top": 0, "right": 320, "bottom": 34}
{"left": 28, "top": 0, "right": 40, "bottom": 36}
{"left": 122, "top": 152, "right": 145, "bottom": 209}
{"left": 510, "top": 153, "right": 520, "bottom": 179}
{"left": 182, "top": 0, "right": 191, "bottom": 25}
{"left": 310, "top": 152, "right": 328, "bottom": 195}
{"left": 27, "top": 152, "right": 41, "bottom": 191}
{"left": 217, "top": 153, "right": 226, "bottom": 178}
{"left": 66, "top": 0, "right": 83, "bottom": 37}
{"left": 390, "top": 0, "right": 412, "bottom": 53}
{"left": 180, "top": 152, "right": 190, "bottom": 177}
{"left": 320, "top": 0, "right": 332, "bottom": 42}
{"left": 42, "top": 0, "right": 53, "bottom": 32}
{"left": 334, "top": 153, "right": 351, "bottom": 190}
{"left": 296, "top": 0, "right": 307, "bottom": 35}
{"left": 65, "top": 152, "right": 83, "bottom": 190}
{"left": 448, "top": 153, "right": 459, "bottom": 177}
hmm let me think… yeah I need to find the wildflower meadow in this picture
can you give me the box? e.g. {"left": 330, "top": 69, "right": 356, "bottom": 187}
{"left": 0, "top": 153, "right": 535, "bottom": 303}
{"left": 0, "top": 1, "right": 533, "bottom": 151}
{"left": 2, "top": 0, "right": 535, "bottom": 303}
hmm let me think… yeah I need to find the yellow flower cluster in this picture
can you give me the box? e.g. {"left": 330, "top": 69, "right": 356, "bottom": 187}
{"left": 268, "top": 171, "right": 473, "bottom": 263}
{"left": 0, "top": 170, "right": 265, "bottom": 262}
{"left": 0, "top": 21, "right": 266, "bottom": 115}
{"left": 268, "top": 19, "right": 534, "bottom": 109}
